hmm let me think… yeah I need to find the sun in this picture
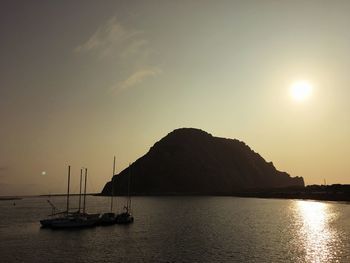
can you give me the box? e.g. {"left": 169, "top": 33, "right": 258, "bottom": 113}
{"left": 290, "top": 80, "right": 313, "bottom": 102}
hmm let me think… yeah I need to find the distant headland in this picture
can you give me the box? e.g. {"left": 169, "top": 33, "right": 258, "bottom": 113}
{"left": 102, "top": 128, "right": 305, "bottom": 196}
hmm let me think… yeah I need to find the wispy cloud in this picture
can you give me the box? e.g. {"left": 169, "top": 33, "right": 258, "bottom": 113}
{"left": 76, "top": 16, "right": 161, "bottom": 93}
{"left": 75, "top": 16, "right": 145, "bottom": 58}
{"left": 120, "top": 39, "right": 149, "bottom": 58}
{"left": 112, "top": 67, "right": 162, "bottom": 93}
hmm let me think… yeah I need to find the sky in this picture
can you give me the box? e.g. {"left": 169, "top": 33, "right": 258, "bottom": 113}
{"left": 1, "top": 0, "right": 350, "bottom": 195}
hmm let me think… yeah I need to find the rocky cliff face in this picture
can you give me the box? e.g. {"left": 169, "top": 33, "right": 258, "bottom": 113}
{"left": 102, "top": 128, "right": 304, "bottom": 195}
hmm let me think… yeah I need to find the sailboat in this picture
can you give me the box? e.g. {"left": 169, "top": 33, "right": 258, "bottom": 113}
{"left": 115, "top": 163, "right": 134, "bottom": 224}
{"left": 100, "top": 156, "right": 118, "bottom": 225}
{"left": 40, "top": 166, "right": 100, "bottom": 229}
{"left": 40, "top": 165, "right": 72, "bottom": 228}
{"left": 39, "top": 208, "right": 69, "bottom": 228}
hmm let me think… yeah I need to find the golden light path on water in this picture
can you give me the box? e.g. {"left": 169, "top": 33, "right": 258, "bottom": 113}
{"left": 295, "top": 201, "right": 342, "bottom": 263}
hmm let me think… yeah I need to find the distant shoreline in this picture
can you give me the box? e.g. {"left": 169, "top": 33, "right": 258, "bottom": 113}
{"left": 0, "top": 193, "right": 97, "bottom": 200}
{"left": 2, "top": 185, "right": 350, "bottom": 203}
{"left": 38, "top": 193, "right": 97, "bottom": 197}
{"left": 0, "top": 197, "right": 22, "bottom": 201}
{"left": 1, "top": 194, "right": 349, "bottom": 203}
{"left": 96, "top": 184, "right": 350, "bottom": 202}
{"left": 96, "top": 193, "right": 350, "bottom": 203}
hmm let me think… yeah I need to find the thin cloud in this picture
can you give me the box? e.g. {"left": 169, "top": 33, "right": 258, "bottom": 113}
{"left": 75, "top": 16, "right": 144, "bottom": 58}
{"left": 76, "top": 16, "right": 161, "bottom": 94}
{"left": 121, "top": 39, "right": 149, "bottom": 58}
{"left": 112, "top": 67, "right": 162, "bottom": 93}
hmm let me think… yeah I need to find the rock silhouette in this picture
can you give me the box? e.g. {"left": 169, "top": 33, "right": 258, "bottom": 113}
{"left": 101, "top": 128, "right": 304, "bottom": 195}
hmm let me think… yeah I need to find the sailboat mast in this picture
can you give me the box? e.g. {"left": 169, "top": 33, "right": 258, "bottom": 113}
{"left": 83, "top": 168, "right": 87, "bottom": 214}
{"left": 78, "top": 168, "right": 82, "bottom": 213}
{"left": 110, "top": 156, "right": 116, "bottom": 212}
{"left": 127, "top": 163, "right": 131, "bottom": 210}
{"left": 66, "top": 165, "right": 71, "bottom": 214}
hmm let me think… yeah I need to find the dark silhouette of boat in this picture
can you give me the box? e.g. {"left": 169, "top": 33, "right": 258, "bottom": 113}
{"left": 100, "top": 156, "right": 118, "bottom": 225}
{"left": 99, "top": 158, "right": 134, "bottom": 225}
{"left": 40, "top": 211, "right": 67, "bottom": 228}
{"left": 115, "top": 207, "right": 134, "bottom": 224}
{"left": 49, "top": 212, "right": 100, "bottom": 229}
{"left": 99, "top": 212, "right": 117, "bottom": 225}
{"left": 115, "top": 164, "right": 134, "bottom": 224}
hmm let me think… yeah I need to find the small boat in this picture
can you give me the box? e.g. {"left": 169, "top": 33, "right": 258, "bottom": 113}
{"left": 40, "top": 166, "right": 72, "bottom": 228}
{"left": 100, "top": 156, "right": 118, "bottom": 225}
{"left": 115, "top": 207, "right": 134, "bottom": 224}
{"left": 99, "top": 212, "right": 117, "bottom": 225}
{"left": 116, "top": 164, "right": 134, "bottom": 225}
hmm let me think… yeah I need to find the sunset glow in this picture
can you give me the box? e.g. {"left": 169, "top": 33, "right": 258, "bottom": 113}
{"left": 290, "top": 81, "right": 313, "bottom": 102}
{"left": 1, "top": 1, "right": 350, "bottom": 195}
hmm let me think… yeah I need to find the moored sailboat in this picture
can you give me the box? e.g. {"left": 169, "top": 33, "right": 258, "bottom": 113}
{"left": 115, "top": 163, "right": 134, "bottom": 224}
{"left": 40, "top": 166, "right": 100, "bottom": 229}
{"left": 100, "top": 156, "right": 118, "bottom": 225}
{"left": 40, "top": 165, "right": 72, "bottom": 228}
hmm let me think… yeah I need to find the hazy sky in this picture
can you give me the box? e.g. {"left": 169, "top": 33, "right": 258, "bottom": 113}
{"left": 1, "top": 0, "right": 350, "bottom": 195}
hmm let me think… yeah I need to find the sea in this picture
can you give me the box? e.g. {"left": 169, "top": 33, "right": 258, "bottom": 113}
{"left": 0, "top": 196, "right": 349, "bottom": 263}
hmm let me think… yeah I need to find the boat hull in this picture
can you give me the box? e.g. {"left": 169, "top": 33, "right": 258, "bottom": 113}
{"left": 99, "top": 212, "right": 117, "bottom": 226}
{"left": 43, "top": 213, "right": 101, "bottom": 229}
{"left": 115, "top": 212, "right": 134, "bottom": 224}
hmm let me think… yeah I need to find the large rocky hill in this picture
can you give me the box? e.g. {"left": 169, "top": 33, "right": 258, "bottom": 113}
{"left": 101, "top": 128, "right": 304, "bottom": 195}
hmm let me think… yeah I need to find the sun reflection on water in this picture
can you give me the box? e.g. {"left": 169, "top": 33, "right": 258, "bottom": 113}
{"left": 295, "top": 201, "right": 341, "bottom": 263}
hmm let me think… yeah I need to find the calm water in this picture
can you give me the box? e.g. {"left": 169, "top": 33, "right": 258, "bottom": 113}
{"left": 0, "top": 196, "right": 350, "bottom": 263}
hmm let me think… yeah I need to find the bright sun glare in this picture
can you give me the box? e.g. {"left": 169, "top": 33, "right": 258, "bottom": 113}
{"left": 290, "top": 80, "right": 313, "bottom": 102}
